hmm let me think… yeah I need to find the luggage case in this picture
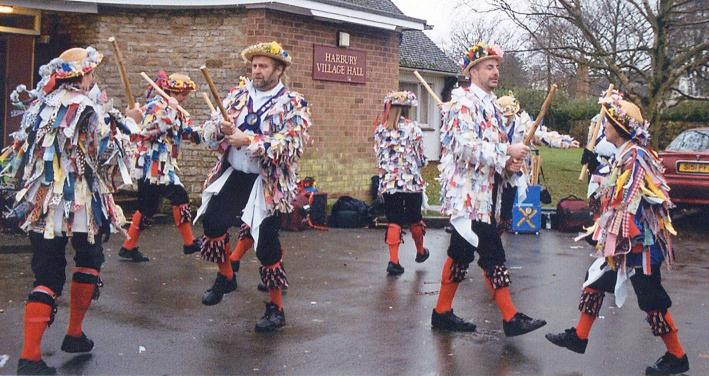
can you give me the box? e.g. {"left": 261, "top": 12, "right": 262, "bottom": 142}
{"left": 555, "top": 195, "right": 594, "bottom": 232}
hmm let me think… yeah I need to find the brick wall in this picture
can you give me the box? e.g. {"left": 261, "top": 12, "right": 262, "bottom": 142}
{"left": 43, "top": 7, "right": 400, "bottom": 202}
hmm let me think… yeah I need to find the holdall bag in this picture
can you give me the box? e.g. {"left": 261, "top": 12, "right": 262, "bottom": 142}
{"left": 330, "top": 196, "right": 371, "bottom": 228}
{"left": 555, "top": 195, "right": 594, "bottom": 232}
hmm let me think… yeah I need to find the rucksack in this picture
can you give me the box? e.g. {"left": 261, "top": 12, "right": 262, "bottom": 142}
{"left": 330, "top": 196, "right": 371, "bottom": 228}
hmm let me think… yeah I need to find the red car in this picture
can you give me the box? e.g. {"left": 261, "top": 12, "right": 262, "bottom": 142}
{"left": 658, "top": 127, "right": 709, "bottom": 206}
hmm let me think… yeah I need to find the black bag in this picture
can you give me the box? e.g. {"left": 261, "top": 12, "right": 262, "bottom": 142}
{"left": 554, "top": 195, "right": 594, "bottom": 232}
{"left": 307, "top": 192, "right": 328, "bottom": 227}
{"left": 330, "top": 196, "right": 371, "bottom": 228}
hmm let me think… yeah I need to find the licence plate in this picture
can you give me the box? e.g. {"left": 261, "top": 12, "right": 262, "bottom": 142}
{"left": 677, "top": 161, "right": 709, "bottom": 174}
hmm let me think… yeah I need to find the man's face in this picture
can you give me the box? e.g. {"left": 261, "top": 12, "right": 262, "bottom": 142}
{"left": 470, "top": 60, "right": 500, "bottom": 92}
{"left": 251, "top": 56, "right": 283, "bottom": 91}
{"left": 173, "top": 91, "right": 190, "bottom": 104}
{"left": 603, "top": 117, "right": 622, "bottom": 145}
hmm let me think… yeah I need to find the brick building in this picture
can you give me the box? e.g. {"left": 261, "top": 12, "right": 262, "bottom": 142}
{"left": 1, "top": 1, "right": 457, "bottom": 202}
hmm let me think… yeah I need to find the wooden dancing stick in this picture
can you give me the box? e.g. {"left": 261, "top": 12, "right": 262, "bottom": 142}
{"left": 199, "top": 66, "right": 229, "bottom": 121}
{"left": 579, "top": 83, "right": 614, "bottom": 180}
{"left": 413, "top": 70, "right": 443, "bottom": 106}
{"left": 139, "top": 72, "right": 191, "bottom": 117}
{"left": 523, "top": 84, "right": 558, "bottom": 145}
{"left": 108, "top": 37, "right": 135, "bottom": 108}
{"left": 201, "top": 92, "right": 216, "bottom": 113}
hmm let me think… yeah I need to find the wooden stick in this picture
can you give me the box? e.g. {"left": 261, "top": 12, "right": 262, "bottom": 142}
{"left": 199, "top": 66, "right": 229, "bottom": 121}
{"left": 201, "top": 92, "right": 216, "bottom": 113}
{"left": 413, "top": 70, "right": 443, "bottom": 106}
{"left": 139, "top": 72, "right": 190, "bottom": 117}
{"left": 108, "top": 37, "right": 135, "bottom": 108}
{"left": 523, "top": 84, "right": 558, "bottom": 145}
{"left": 579, "top": 83, "right": 614, "bottom": 180}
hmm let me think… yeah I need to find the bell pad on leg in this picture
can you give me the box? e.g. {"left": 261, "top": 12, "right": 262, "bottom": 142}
{"left": 578, "top": 289, "right": 604, "bottom": 317}
{"left": 450, "top": 261, "right": 469, "bottom": 283}
{"left": 200, "top": 233, "right": 229, "bottom": 263}
{"left": 646, "top": 310, "right": 672, "bottom": 336}
{"left": 259, "top": 261, "right": 289, "bottom": 290}
{"left": 486, "top": 265, "right": 511, "bottom": 289}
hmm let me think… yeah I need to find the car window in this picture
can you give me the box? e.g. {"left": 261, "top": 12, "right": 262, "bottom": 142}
{"left": 666, "top": 130, "right": 709, "bottom": 152}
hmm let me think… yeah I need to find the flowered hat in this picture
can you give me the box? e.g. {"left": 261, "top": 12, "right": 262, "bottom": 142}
{"left": 460, "top": 42, "right": 503, "bottom": 75}
{"left": 241, "top": 41, "right": 292, "bottom": 67}
{"left": 497, "top": 91, "right": 520, "bottom": 116}
{"left": 384, "top": 91, "right": 418, "bottom": 107}
{"left": 599, "top": 90, "right": 650, "bottom": 145}
{"left": 159, "top": 72, "right": 197, "bottom": 93}
{"left": 55, "top": 47, "right": 104, "bottom": 79}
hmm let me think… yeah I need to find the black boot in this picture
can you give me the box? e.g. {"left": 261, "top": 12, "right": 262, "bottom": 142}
{"left": 645, "top": 352, "right": 689, "bottom": 375}
{"left": 61, "top": 332, "right": 94, "bottom": 353}
{"left": 415, "top": 248, "right": 430, "bottom": 263}
{"left": 431, "top": 309, "right": 477, "bottom": 332}
{"left": 503, "top": 312, "right": 547, "bottom": 337}
{"left": 255, "top": 302, "right": 286, "bottom": 332}
{"left": 183, "top": 239, "right": 200, "bottom": 255}
{"left": 118, "top": 247, "right": 149, "bottom": 262}
{"left": 545, "top": 327, "right": 588, "bottom": 354}
{"left": 201, "top": 273, "right": 236, "bottom": 306}
{"left": 17, "top": 359, "right": 56, "bottom": 375}
{"left": 386, "top": 261, "right": 405, "bottom": 275}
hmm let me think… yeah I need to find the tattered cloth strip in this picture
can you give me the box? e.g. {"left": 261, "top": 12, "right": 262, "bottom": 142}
{"left": 200, "top": 232, "right": 229, "bottom": 263}
{"left": 578, "top": 289, "right": 605, "bottom": 316}
{"left": 486, "top": 264, "right": 511, "bottom": 289}
{"left": 373, "top": 118, "right": 427, "bottom": 195}
{"left": 450, "top": 261, "right": 469, "bottom": 283}
{"left": 177, "top": 203, "right": 191, "bottom": 225}
{"left": 646, "top": 310, "right": 672, "bottom": 336}
{"left": 259, "top": 260, "right": 289, "bottom": 289}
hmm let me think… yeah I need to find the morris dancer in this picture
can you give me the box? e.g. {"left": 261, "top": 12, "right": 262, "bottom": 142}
{"left": 196, "top": 41, "right": 311, "bottom": 332}
{"left": 545, "top": 91, "right": 689, "bottom": 375}
{"left": 431, "top": 42, "right": 546, "bottom": 336}
{"left": 2, "top": 47, "right": 137, "bottom": 375}
{"left": 118, "top": 72, "right": 201, "bottom": 262}
{"left": 373, "top": 90, "right": 429, "bottom": 275}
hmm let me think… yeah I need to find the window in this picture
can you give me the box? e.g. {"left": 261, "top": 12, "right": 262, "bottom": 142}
{"left": 399, "top": 81, "right": 430, "bottom": 126}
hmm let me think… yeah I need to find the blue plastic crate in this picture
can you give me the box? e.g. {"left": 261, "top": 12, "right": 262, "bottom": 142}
{"left": 512, "top": 185, "right": 542, "bottom": 234}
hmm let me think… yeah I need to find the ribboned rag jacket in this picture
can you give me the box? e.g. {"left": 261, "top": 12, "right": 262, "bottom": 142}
{"left": 374, "top": 117, "right": 427, "bottom": 196}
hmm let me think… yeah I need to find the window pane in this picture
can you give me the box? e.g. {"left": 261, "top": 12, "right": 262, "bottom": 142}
{"left": 419, "top": 84, "right": 429, "bottom": 125}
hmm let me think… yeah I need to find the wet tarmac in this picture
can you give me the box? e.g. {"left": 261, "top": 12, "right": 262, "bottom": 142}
{"left": 0, "top": 222, "right": 707, "bottom": 375}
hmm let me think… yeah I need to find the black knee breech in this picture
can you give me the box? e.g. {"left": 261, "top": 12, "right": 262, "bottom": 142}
{"left": 29, "top": 232, "right": 104, "bottom": 296}
{"left": 584, "top": 265, "right": 672, "bottom": 312}
{"left": 383, "top": 192, "right": 423, "bottom": 226}
{"left": 137, "top": 180, "right": 190, "bottom": 218}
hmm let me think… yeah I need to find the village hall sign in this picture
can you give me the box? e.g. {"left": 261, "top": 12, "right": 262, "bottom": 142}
{"left": 313, "top": 45, "right": 367, "bottom": 84}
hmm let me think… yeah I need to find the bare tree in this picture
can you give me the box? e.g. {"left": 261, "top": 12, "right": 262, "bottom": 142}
{"left": 483, "top": 0, "right": 709, "bottom": 146}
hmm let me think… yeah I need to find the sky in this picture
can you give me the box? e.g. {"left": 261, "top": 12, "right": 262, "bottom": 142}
{"left": 390, "top": 0, "right": 460, "bottom": 46}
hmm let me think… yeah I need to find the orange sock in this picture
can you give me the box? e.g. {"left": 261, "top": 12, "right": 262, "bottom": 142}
{"left": 410, "top": 221, "right": 425, "bottom": 254}
{"left": 217, "top": 239, "right": 233, "bottom": 279}
{"left": 575, "top": 312, "right": 596, "bottom": 340}
{"left": 482, "top": 273, "right": 517, "bottom": 322}
{"left": 434, "top": 257, "right": 459, "bottom": 314}
{"left": 230, "top": 237, "right": 254, "bottom": 262}
{"left": 20, "top": 288, "right": 55, "bottom": 361}
{"left": 172, "top": 206, "right": 195, "bottom": 246}
{"left": 122, "top": 211, "right": 142, "bottom": 250}
{"left": 67, "top": 269, "right": 98, "bottom": 337}
{"left": 386, "top": 224, "right": 401, "bottom": 264}
{"left": 660, "top": 311, "right": 685, "bottom": 358}
{"left": 269, "top": 288, "right": 284, "bottom": 309}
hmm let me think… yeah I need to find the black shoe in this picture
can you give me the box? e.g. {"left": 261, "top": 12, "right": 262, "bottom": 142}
{"left": 386, "top": 261, "right": 405, "bottom": 275}
{"left": 645, "top": 352, "right": 689, "bottom": 375}
{"left": 431, "top": 309, "right": 477, "bottom": 332}
{"left": 118, "top": 247, "right": 149, "bottom": 262}
{"left": 415, "top": 248, "right": 430, "bottom": 263}
{"left": 255, "top": 302, "right": 286, "bottom": 332}
{"left": 545, "top": 327, "right": 588, "bottom": 354}
{"left": 257, "top": 282, "right": 288, "bottom": 292}
{"left": 201, "top": 273, "right": 236, "bottom": 306}
{"left": 503, "top": 312, "right": 547, "bottom": 337}
{"left": 183, "top": 239, "right": 200, "bottom": 255}
{"left": 17, "top": 359, "right": 56, "bottom": 375}
{"left": 61, "top": 332, "right": 94, "bottom": 353}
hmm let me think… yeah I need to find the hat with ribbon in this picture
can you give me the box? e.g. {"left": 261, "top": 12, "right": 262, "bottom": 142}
{"left": 241, "top": 41, "right": 292, "bottom": 67}
{"left": 599, "top": 90, "right": 650, "bottom": 146}
{"left": 496, "top": 91, "right": 520, "bottom": 117}
{"left": 460, "top": 41, "right": 503, "bottom": 75}
{"left": 384, "top": 90, "right": 418, "bottom": 107}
